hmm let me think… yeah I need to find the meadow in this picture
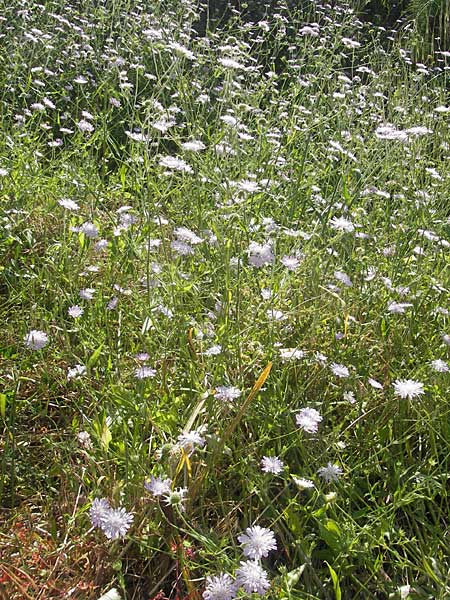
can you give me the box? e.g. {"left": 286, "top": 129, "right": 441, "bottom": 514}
{"left": 1, "top": 0, "right": 450, "bottom": 598}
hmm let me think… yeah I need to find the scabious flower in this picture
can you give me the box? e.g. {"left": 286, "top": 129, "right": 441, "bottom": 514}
{"left": 68, "top": 305, "right": 84, "bottom": 318}
{"left": 67, "top": 364, "right": 86, "bottom": 380}
{"left": 392, "top": 379, "right": 425, "bottom": 400}
{"left": 164, "top": 487, "right": 188, "bottom": 511}
{"left": 89, "top": 498, "right": 111, "bottom": 528}
{"left": 77, "top": 431, "right": 92, "bottom": 449}
{"left": 215, "top": 385, "right": 242, "bottom": 402}
{"left": 134, "top": 366, "right": 156, "bottom": 379}
{"left": 145, "top": 475, "right": 172, "bottom": 497}
{"left": 177, "top": 430, "right": 206, "bottom": 454}
{"left": 235, "top": 561, "right": 270, "bottom": 596}
{"left": 261, "top": 456, "right": 284, "bottom": 474}
{"left": 159, "top": 155, "right": 193, "bottom": 173}
{"left": 295, "top": 408, "right": 322, "bottom": 433}
{"left": 248, "top": 241, "right": 275, "bottom": 268}
{"left": 430, "top": 359, "right": 449, "bottom": 373}
{"left": 203, "top": 573, "right": 236, "bottom": 600}
{"left": 292, "top": 476, "right": 315, "bottom": 490}
{"left": 329, "top": 216, "right": 354, "bottom": 233}
{"left": 238, "top": 526, "right": 277, "bottom": 560}
{"left": 279, "top": 348, "right": 305, "bottom": 361}
{"left": 368, "top": 378, "right": 383, "bottom": 389}
{"left": 58, "top": 198, "right": 79, "bottom": 211}
{"left": 330, "top": 363, "right": 350, "bottom": 378}
{"left": 318, "top": 462, "right": 343, "bottom": 483}
{"left": 100, "top": 507, "right": 134, "bottom": 539}
{"left": 24, "top": 330, "right": 49, "bottom": 350}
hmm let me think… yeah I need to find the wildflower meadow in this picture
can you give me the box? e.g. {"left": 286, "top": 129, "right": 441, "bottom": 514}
{"left": 1, "top": 0, "right": 450, "bottom": 598}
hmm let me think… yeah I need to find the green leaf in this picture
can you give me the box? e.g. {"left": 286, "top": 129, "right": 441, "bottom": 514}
{"left": 88, "top": 343, "right": 104, "bottom": 368}
{"left": 325, "top": 562, "right": 341, "bottom": 600}
{"left": 0, "top": 393, "right": 6, "bottom": 418}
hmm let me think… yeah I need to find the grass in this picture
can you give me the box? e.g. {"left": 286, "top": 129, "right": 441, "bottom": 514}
{"left": 1, "top": 0, "right": 450, "bottom": 598}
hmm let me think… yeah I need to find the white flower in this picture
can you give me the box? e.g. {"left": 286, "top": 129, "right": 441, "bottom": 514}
{"left": 181, "top": 140, "right": 206, "bottom": 151}
{"left": 58, "top": 198, "right": 79, "bottom": 211}
{"left": 203, "top": 573, "right": 236, "bottom": 600}
{"left": 238, "top": 526, "right": 277, "bottom": 560}
{"left": 330, "top": 363, "right": 349, "bottom": 378}
{"left": 248, "top": 241, "right": 275, "bottom": 268}
{"left": 100, "top": 507, "right": 133, "bottom": 539}
{"left": 159, "top": 155, "right": 193, "bottom": 173}
{"left": 342, "top": 37, "right": 361, "bottom": 48}
{"left": 235, "top": 561, "right": 270, "bottom": 596}
{"left": 279, "top": 348, "right": 305, "bottom": 361}
{"left": 388, "top": 302, "right": 413, "bottom": 314}
{"left": 218, "top": 57, "right": 245, "bottom": 69}
{"left": 163, "top": 487, "right": 188, "bottom": 510}
{"left": 343, "top": 391, "right": 356, "bottom": 404}
{"left": 77, "top": 119, "right": 94, "bottom": 133}
{"left": 368, "top": 378, "right": 383, "bottom": 389}
{"left": 134, "top": 366, "right": 156, "bottom": 379}
{"left": 430, "top": 359, "right": 449, "bottom": 373}
{"left": 329, "top": 216, "right": 355, "bottom": 233}
{"left": 145, "top": 475, "right": 172, "bottom": 497}
{"left": 261, "top": 456, "right": 284, "bottom": 474}
{"left": 318, "top": 462, "right": 343, "bottom": 483}
{"left": 292, "top": 476, "right": 315, "bottom": 490}
{"left": 204, "top": 345, "right": 222, "bottom": 356}
{"left": 177, "top": 430, "right": 206, "bottom": 453}
{"left": 68, "top": 305, "right": 84, "bottom": 318}
{"left": 215, "top": 385, "right": 242, "bottom": 402}
{"left": 80, "top": 288, "right": 95, "bottom": 300}
{"left": 67, "top": 364, "right": 86, "bottom": 380}
{"left": 280, "top": 255, "right": 301, "bottom": 271}
{"left": 97, "top": 588, "right": 122, "bottom": 600}
{"left": 295, "top": 408, "right": 322, "bottom": 433}
{"left": 174, "top": 227, "right": 203, "bottom": 245}
{"left": 80, "top": 222, "right": 99, "bottom": 238}
{"left": 77, "top": 431, "right": 92, "bottom": 449}
{"left": 24, "top": 330, "right": 49, "bottom": 350}
{"left": 392, "top": 379, "right": 425, "bottom": 400}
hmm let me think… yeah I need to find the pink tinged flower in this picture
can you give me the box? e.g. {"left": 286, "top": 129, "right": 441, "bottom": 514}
{"left": 248, "top": 241, "right": 275, "bottom": 267}
{"left": 235, "top": 561, "right": 270, "bottom": 596}
{"left": 280, "top": 255, "right": 301, "bottom": 271}
{"left": 392, "top": 379, "right": 425, "bottom": 400}
{"left": 68, "top": 305, "right": 83, "bottom": 318}
{"left": 77, "top": 119, "right": 94, "bottom": 133}
{"left": 318, "top": 462, "right": 343, "bottom": 483}
{"left": 24, "top": 330, "right": 49, "bottom": 350}
{"left": 261, "top": 456, "right": 284, "bottom": 474}
{"left": 145, "top": 475, "right": 172, "bottom": 497}
{"left": 295, "top": 408, "right": 322, "bottom": 433}
{"left": 237, "top": 526, "right": 277, "bottom": 560}
{"left": 203, "top": 573, "right": 236, "bottom": 600}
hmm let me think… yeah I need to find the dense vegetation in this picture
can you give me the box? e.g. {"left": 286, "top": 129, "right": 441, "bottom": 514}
{"left": 1, "top": 0, "right": 450, "bottom": 598}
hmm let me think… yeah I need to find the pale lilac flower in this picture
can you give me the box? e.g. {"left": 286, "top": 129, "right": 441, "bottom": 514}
{"left": 388, "top": 302, "right": 413, "bottom": 314}
{"left": 331, "top": 363, "right": 350, "bottom": 378}
{"left": 204, "top": 345, "right": 222, "bottom": 356}
{"left": 145, "top": 475, "right": 172, "bottom": 497}
{"left": 80, "top": 222, "right": 99, "bottom": 239}
{"left": 430, "top": 359, "right": 449, "bottom": 373}
{"left": 171, "top": 240, "right": 195, "bottom": 256}
{"left": 181, "top": 140, "right": 206, "bottom": 151}
{"left": 100, "top": 507, "right": 133, "bottom": 539}
{"left": 280, "top": 255, "right": 301, "bottom": 271}
{"left": 329, "top": 216, "right": 355, "bottom": 233}
{"left": 134, "top": 366, "right": 156, "bottom": 379}
{"left": 238, "top": 526, "right": 277, "bottom": 560}
{"left": 248, "top": 242, "right": 275, "bottom": 268}
{"left": 67, "top": 364, "right": 86, "bottom": 380}
{"left": 215, "top": 385, "right": 242, "bottom": 402}
{"left": 80, "top": 288, "right": 95, "bottom": 300}
{"left": 24, "top": 330, "right": 49, "bottom": 350}
{"left": 77, "top": 119, "right": 94, "bottom": 133}
{"left": 203, "top": 574, "right": 236, "bottom": 600}
{"left": 58, "top": 198, "right": 79, "bottom": 211}
{"left": 235, "top": 561, "right": 270, "bottom": 596}
{"left": 334, "top": 270, "right": 353, "bottom": 287}
{"left": 261, "top": 456, "right": 284, "bottom": 474}
{"left": 89, "top": 498, "right": 110, "bottom": 528}
{"left": 177, "top": 430, "right": 206, "bottom": 453}
{"left": 107, "top": 296, "right": 119, "bottom": 310}
{"left": 318, "top": 462, "right": 343, "bottom": 483}
{"left": 68, "top": 305, "right": 83, "bottom": 318}
{"left": 174, "top": 227, "right": 203, "bottom": 245}
{"left": 295, "top": 408, "right": 322, "bottom": 433}
{"left": 393, "top": 379, "right": 425, "bottom": 400}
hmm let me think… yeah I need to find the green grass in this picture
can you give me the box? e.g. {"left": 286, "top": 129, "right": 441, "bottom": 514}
{"left": 1, "top": 0, "right": 450, "bottom": 598}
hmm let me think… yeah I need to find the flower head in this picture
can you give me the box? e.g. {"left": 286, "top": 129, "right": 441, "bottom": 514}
{"left": 261, "top": 456, "right": 284, "bottom": 474}
{"left": 237, "top": 525, "right": 277, "bottom": 560}
{"left": 24, "top": 330, "right": 49, "bottom": 350}
{"left": 235, "top": 561, "right": 270, "bottom": 596}
{"left": 393, "top": 379, "right": 424, "bottom": 400}
{"left": 145, "top": 475, "right": 172, "bottom": 497}
{"left": 215, "top": 386, "right": 242, "bottom": 402}
{"left": 203, "top": 573, "right": 236, "bottom": 600}
{"left": 295, "top": 408, "right": 322, "bottom": 434}
{"left": 100, "top": 507, "right": 133, "bottom": 539}
{"left": 89, "top": 498, "right": 111, "bottom": 528}
{"left": 318, "top": 462, "right": 343, "bottom": 483}
{"left": 292, "top": 476, "right": 315, "bottom": 490}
